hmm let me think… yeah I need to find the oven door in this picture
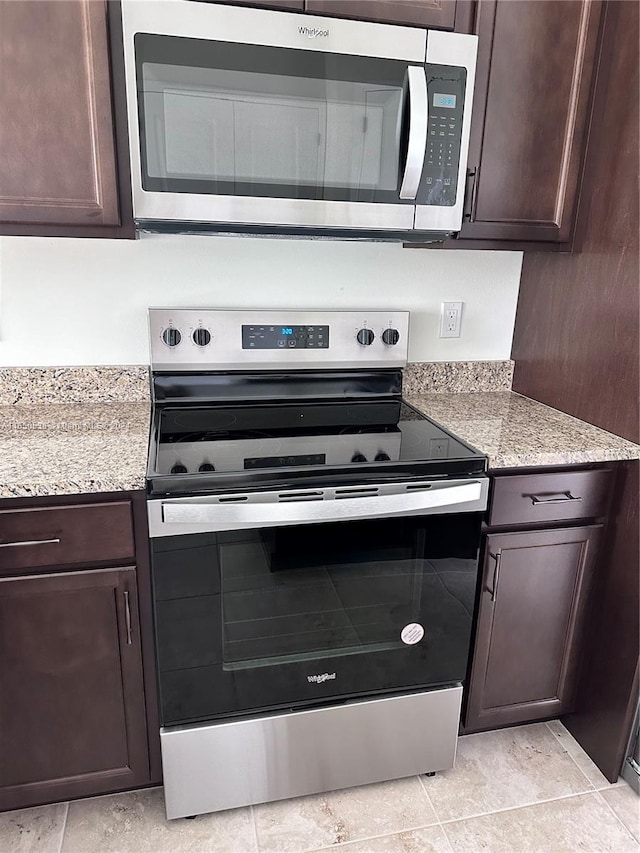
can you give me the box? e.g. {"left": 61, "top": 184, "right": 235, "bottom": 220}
{"left": 121, "top": 2, "right": 476, "bottom": 235}
{"left": 149, "top": 478, "right": 487, "bottom": 726}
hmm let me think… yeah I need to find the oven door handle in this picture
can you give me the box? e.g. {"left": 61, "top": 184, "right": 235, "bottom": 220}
{"left": 155, "top": 480, "right": 485, "bottom": 534}
{"left": 399, "top": 66, "right": 428, "bottom": 200}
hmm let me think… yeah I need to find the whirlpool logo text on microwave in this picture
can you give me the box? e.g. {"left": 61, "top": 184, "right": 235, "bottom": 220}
{"left": 298, "top": 25, "right": 329, "bottom": 38}
{"left": 307, "top": 672, "right": 336, "bottom": 684}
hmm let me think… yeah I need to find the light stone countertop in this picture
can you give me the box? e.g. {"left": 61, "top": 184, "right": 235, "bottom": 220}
{"left": 405, "top": 391, "right": 640, "bottom": 470}
{"left": 1, "top": 363, "right": 638, "bottom": 498}
{"left": 0, "top": 403, "right": 151, "bottom": 497}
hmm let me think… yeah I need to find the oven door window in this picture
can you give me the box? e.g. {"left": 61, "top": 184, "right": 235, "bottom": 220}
{"left": 152, "top": 513, "right": 482, "bottom": 726}
{"left": 221, "top": 523, "right": 426, "bottom": 669}
{"left": 135, "top": 35, "right": 409, "bottom": 203}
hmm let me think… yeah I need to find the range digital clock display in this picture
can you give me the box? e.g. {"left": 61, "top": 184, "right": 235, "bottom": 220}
{"left": 242, "top": 324, "right": 329, "bottom": 349}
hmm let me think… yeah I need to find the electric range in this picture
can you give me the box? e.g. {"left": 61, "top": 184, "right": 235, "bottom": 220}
{"left": 145, "top": 309, "right": 488, "bottom": 819}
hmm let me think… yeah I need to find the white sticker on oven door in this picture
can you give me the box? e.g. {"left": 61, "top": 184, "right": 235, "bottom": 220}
{"left": 401, "top": 623, "right": 424, "bottom": 645}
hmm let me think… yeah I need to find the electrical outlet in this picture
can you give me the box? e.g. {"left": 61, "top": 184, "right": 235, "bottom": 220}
{"left": 440, "top": 301, "right": 463, "bottom": 338}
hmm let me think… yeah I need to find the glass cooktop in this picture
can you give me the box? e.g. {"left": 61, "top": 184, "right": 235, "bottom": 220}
{"left": 149, "top": 399, "right": 485, "bottom": 490}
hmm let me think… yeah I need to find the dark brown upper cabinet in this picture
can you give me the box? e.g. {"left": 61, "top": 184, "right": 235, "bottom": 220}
{"left": 304, "top": 1, "right": 458, "bottom": 29}
{"left": 455, "top": 0, "right": 603, "bottom": 246}
{"left": 465, "top": 524, "right": 602, "bottom": 733}
{"left": 0, "top": 0, "right": 132, "bottom": 238}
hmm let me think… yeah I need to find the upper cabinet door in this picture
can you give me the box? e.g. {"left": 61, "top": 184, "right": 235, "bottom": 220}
{"left": 304, "top": 1, "right": 457, "bottom": 29}
{"left": 0, "top": 0, "right": 119, "bottom": 227}
{"left": 458, "top": 0, "right": 603, "bottom": 244}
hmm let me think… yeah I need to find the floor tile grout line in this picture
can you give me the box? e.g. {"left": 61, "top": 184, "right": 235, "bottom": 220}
{"left": 434, "top": 786, "right": 619, "bottom": 827}
{"left": 439, "top": 817, "right": 458, "bottom": 852}
{"left": 544, "top": 720, "right": 614, "bottom": 790}
{"left": 56, "top": 801, "right": 69, "bottom": 853}
{"left": 593, "top": 788, "right": 640, "bottom": 845}
{"left": 416, "top": 772, "right": 454, "bottom": 850}
{"left": 249, "top": 803, "right": 261, "bottom": 853}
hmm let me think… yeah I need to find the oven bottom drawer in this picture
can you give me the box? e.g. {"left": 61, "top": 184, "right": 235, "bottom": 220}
{"left": 160, "top": 685, "right": 462, "bottom": 818}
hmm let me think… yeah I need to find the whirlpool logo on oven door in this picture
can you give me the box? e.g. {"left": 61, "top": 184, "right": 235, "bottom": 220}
{"left": 298, "top": 25, "right": 329, "bottom": 38}
{"left": 307, "top": 672, "right": 336, "bottom": 684}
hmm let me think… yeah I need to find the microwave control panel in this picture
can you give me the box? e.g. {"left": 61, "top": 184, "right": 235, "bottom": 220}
{"left": 421, "top": 65, "right": 467, "bottom": 207}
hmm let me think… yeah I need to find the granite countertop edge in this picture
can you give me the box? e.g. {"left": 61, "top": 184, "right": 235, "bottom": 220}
{"left": 0, "top": 477, "right": 147, "bottom": 499}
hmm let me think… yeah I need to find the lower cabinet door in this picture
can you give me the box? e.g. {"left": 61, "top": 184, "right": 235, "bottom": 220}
{"left": 0, "top": 567, "right": 149, "bottom": 810}
{"left": 465, "top": 526, "right": 602, "bottom": 732}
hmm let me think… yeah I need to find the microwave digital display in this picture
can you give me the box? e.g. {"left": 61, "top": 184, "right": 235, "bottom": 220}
{"left": 433, "top": 93, "right": 457, "bottom": 109}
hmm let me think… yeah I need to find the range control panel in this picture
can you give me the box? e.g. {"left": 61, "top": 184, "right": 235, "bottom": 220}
{"left": 149, "top": 310, "right": 410, "bottom": 371}
{"left": 242, "top": 324, "right": 330, "bottom": 350}
{"left": 421, "top": 64, "right": 467, "bottom": 207}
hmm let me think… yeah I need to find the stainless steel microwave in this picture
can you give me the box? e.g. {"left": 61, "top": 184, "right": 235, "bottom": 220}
{"left": 121, "top": 2, "right": 478, "bottom": 241}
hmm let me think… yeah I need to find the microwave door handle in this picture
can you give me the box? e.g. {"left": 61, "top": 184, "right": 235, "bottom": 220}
{"left": 159, "top": 481, "right": 484, "bottom": 532}
{"left": 399, "top": 66, "right": 428, "bottom": 200}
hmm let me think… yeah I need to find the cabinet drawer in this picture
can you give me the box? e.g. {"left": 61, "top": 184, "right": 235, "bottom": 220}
{"left": 489, "top": 469, "right": 614, "bottom": 527}
{"left": 0, "top": 502, "right": 134, "bottom": 573}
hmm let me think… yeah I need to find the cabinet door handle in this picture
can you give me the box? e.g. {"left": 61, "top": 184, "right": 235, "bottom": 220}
{"left": 488, "top": 551, "right": 502, "bottom": 602}
{"left": 0, "top": 537, "right": 60, "bottom": 548}
{"left": 464, "top": 166, "right": 479, "bottom": 221}
{"left": 528, "top": 492, "right": 583, "bottom": 505}
{"left": 123, "top": 590, "right": 132, "bottom": 645}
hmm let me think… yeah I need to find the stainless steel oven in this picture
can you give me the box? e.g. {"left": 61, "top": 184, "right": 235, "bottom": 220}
{"left": 121, "top": 2, "right": 477, "bottom": 240}
{"left": 145, "top": 309, "right": 488, "bottom": 818}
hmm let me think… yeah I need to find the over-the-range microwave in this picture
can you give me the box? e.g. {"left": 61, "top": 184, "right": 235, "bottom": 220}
{"left": 121, "top": 1, "right": 478, "bottom": 242}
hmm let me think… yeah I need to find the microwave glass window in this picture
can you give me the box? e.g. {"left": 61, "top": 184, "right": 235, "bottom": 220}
{"left": 141, "top": 63, "right": 403, "bottom": 192}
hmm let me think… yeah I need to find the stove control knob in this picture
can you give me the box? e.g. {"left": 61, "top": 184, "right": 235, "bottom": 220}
{"left": 192, "top": 328, "right": 211, "bottom": 347}
{"left": 351, "top": 453, "right": 367, "bottom": 463}
{"left": 382, "top": 328, "right": 400, "bottom": 346}
{"left": 198, "top": 462, "right": 215, "bottom": 472}
{"left": 375, "top": 452, "right": 391, "bottom": 461}
{"left": 162, "top": 327, "right": 182, "bottom": 347}
{"left": 357, "top": 328, "right": 375, "bottom": 346}
{"left": 170, "top": 463, "right": 188, "bottom": 474}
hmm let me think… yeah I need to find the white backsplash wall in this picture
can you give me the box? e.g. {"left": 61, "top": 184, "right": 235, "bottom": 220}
{"left": 0, "top": 235, "right": 522, "bottom": 366}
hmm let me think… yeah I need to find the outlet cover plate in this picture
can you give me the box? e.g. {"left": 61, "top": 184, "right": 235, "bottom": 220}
{"left": 440, "top": 302, "right": 463, "bottom": 338}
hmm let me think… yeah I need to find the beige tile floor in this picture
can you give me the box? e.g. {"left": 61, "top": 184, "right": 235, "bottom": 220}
{"left": 1, "top": 721, "right": 638, "bottom": 853}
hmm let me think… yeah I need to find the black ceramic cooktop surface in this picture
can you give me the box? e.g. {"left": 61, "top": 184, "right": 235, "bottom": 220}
{"left": 148, "top": 399, "right": 486, "bottom": 494}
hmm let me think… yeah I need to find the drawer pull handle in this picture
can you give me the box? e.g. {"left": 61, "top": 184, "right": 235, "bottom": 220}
{"left": 0, "top": 537, "right": 61, "bottom": 548}
{"left": 528, "top": 492, "right": 583, "bottom": 505}
{"left": 123, "top": 590, "right": 133, "bottom": 645}
{"left": 488, "top": 551, "right": 502, "bottom": 602}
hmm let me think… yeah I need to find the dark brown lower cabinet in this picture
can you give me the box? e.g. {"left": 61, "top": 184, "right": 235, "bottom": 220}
{"left": 0, "top": 566, "right": 149, "bottom": 811}
{"left": 465, "top": 525, "right": 602, "bottom": 732}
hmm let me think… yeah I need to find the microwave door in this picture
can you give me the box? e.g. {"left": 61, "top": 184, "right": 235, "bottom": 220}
{"left": 122, "top": 2, "right": 427, "bottom": 234}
